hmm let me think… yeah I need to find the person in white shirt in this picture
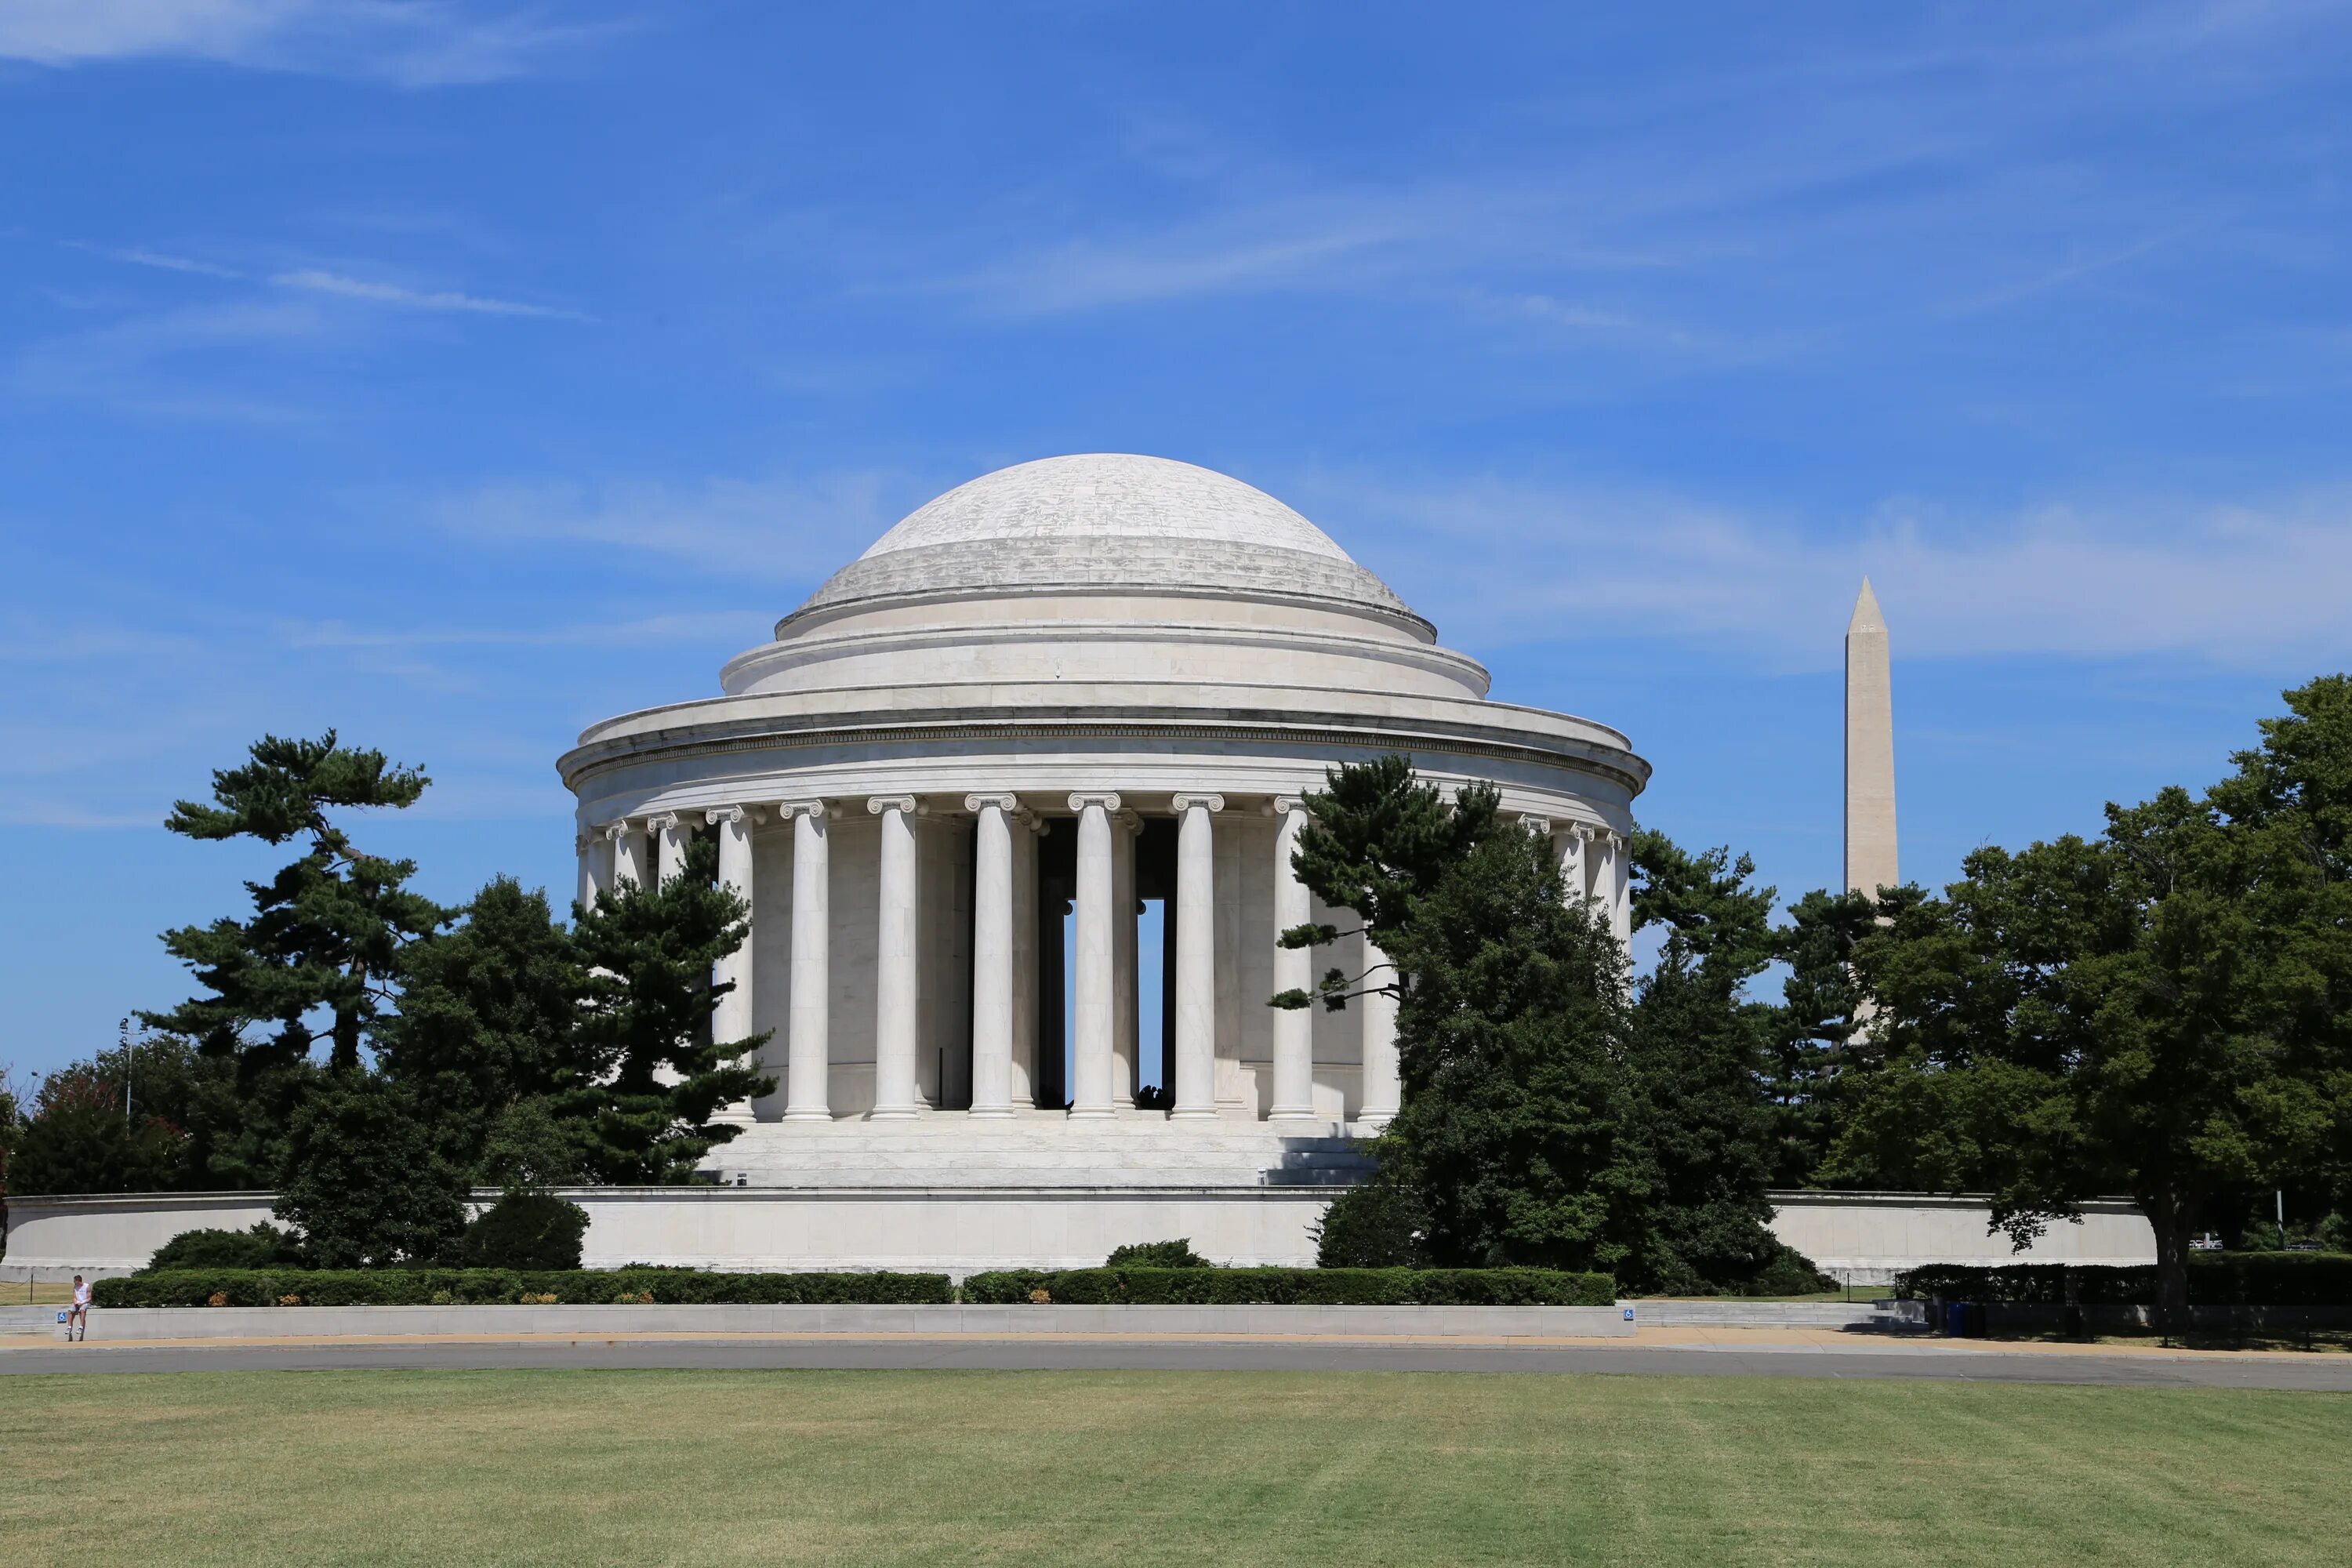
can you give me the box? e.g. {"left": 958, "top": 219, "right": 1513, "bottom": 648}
{"left": 67, "top": 1275, "right": 91, "bottom": 1342}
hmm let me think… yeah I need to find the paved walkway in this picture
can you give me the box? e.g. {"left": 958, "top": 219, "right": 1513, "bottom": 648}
{"left": 6, "top": 1326, "right": 2350, "bottom": 1389}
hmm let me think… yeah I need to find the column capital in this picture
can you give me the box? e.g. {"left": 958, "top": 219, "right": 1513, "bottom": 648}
{"left": 1567, "top": 822, "right": 1596, "bottom": 843}
{"left": 1112, "top": 808, "right": 1144, "bottom": 834}
{"left": 575, "top": 829, "right": 596, "bottom": 853}
{"left": 1519, "top": 813, "right": 1553, "bottom": 837}
{"left": 1067, "top": 791, "right": 1121, "bottom": 813}
{"left": 1267, "top": 794, "right": 1308, "bottom": 818}
{"left": 703, "top": 804, "right": 759, "bottom": 828}
{"left": 966, "top": 793, "right": 1040, "bottom": 831}
{"left": 866, "top": 795, "right": 921, "bottom": 817}
{"left": 644, "top": 811, "right": 681, "bottom": 833}
{"left": 774, "top": 798, "right": 831, "bottom": 822}
{"left": 1170, "top": 792, "right": 1226, "bottom": 813}
{"left": 603, "top": 819, "right": 635, "bottom": 843}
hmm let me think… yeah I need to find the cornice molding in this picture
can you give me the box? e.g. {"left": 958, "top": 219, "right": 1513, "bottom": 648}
{"left": 562, "top": 714, "right": 1649, "bottom": 798}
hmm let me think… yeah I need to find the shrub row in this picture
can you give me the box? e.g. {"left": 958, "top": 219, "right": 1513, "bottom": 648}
{"left": 960, "top": 1265, "right": 1616, "bottom": 1306}
{"left": 93, "top": 1268, "right": 952, "bottom": 1308}
{"left": 1895, "top": 1253, "right": 2352, "bottom": 1308}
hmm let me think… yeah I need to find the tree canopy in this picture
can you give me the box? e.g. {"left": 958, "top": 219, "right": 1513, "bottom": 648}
{"left": 1831, "top": 674, "right": 2352, "bottom": 1325}
{"left": 1290, "top": 758, "right": 1803, "bottom": 1291}
{"left": 144, "top": 731, "right": 447, "bottom": 1073}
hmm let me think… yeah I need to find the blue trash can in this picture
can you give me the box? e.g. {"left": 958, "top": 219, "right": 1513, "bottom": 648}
{"left": 1944, "top": 1301, "right": 1985, "bottom": 1338}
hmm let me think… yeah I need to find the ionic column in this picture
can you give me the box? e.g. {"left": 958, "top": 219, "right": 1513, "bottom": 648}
{"left": 778, "top": 801, "right": 832, "bottom": 1120}
{"left": 964, "top": 793, "right": 1023, "bottom": 1118}
{"left": 706, "top": 805, "right": 757, "bottom": 1127}
{"left": 575, "top": 830, "right": 603, "bottom": 912}
{"left": 869, "top": 796, "right": 922, "bottom": 1119}
{"left": 1111, "top": 808, "right": 1141, "bottom": 1106}
{"left": 1359, "top": 935, "right": 1399, "bottom": 1128}
{"left": 1609, "top": 831, "right": 1633, "bottom": 947}
{"left": 1067, "top": 792, "right": 1120, "bottom": 1119}
{"left": 1562, "top": 824, "right": 1591, "bottom": 906}
{"left": 608, "top": 820, "right": 648, "bottom": 891}
{"left": 1267, "top": 795, "right": 1315, "bottom": 1121}
{"left": 1170, "top": 793, "right": 1223, "bottom": 1120}
{"left": 1010, "top": 813, "right": 1042, "bottom": 1108}
{"left": 1588, "top": 829, "right": 1620, "bottom": 938}
{"left": 650, "top": 812, "right": 688, "bottom": 886}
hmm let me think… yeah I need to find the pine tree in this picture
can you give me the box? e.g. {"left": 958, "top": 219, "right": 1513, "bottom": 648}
{"left": 1290, "top": 761, "right": 1647, "bottom": 1273}
{"left": 559, "top": 834, "right": 775, "bottom": 1183}
{"left": 376, "top": 877, "right": 586, "bottom": 1182}
{"left": 143, "top": 731, "right": 448, "bottom": 1073}
{"left": 1624, "top": 833, "right": 1798, "bottom": 1294}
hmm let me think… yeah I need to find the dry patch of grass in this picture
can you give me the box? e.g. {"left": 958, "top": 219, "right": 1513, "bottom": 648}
{"left": 2, "top": 1281, "right": 74, "bottom": 1305}
{"left": 0, "top": 1369, "right": 2345, "bottom": 1566}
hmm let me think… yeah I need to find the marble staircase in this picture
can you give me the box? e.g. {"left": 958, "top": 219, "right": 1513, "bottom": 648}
{"left": 712, "top": 1113, "right": 1378, "bottom": 1190}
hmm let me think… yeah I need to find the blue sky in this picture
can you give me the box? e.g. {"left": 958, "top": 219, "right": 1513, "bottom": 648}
{"left": 3, "top": 2, "right": 2349, "bottom": 1080}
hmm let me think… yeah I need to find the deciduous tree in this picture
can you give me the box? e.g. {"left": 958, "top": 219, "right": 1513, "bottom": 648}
{"left": 1833, "top": 677, "right": 2352, "bottom": 1328}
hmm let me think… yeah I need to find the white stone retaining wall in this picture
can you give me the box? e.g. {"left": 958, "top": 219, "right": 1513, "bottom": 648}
{"left": 1765, "top": 1190, "right": 2158, "bottom": 1286}
{"left": 6, "top": 1186, "right": 2161, "bottom": 1285}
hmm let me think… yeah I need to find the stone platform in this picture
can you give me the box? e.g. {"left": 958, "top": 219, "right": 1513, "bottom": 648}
{"left": 706, "top": 1112, "right": 1378, "bottom": 1190}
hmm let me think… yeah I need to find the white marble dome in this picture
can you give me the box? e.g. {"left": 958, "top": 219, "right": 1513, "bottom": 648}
{"left": 861, "top": 453, "right": 1352, "bottom": 561}
{"left": 789, "top": 452, "right": 1420, "bottom": 635}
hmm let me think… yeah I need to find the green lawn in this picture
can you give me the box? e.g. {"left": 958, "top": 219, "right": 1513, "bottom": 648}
{"left": 1, "top": 1369, "right": 2343, "bottom": 1566}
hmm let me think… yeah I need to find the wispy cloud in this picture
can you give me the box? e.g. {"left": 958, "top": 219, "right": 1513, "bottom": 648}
{"left": 71, "top": 241, "right": 587, "bottom": 321}
{"left": 69, "top": 242, "right": 245, "bottom": 280}
{"left": 0, "top": 800, "right": 165, "bottom": 829}
{"left": 427, "top": 471, "right": 914, "bottom": 582}
{"left": 270, "top": 267, "right": 588, "bottom": 319}
{"left": 277, "top": 613, "right": 747, "bottom": 650}
{"left": 1298, "top": 470, "right": 2352, "bottom": 672}
{"left": 4, "top": 299, "right": 335, "bottom": 421}
{"left": 0, "top": 0, "right": 622, "bottom": 88}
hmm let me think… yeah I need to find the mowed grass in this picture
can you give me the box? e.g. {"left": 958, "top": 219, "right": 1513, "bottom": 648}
{"left": 2, "top": 1369, "right": 2344, "bottom": 1566}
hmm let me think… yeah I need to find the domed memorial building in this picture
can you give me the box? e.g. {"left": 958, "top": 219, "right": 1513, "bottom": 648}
{"left": 559, "top": 454, "right": 1647, "bottom": 1271}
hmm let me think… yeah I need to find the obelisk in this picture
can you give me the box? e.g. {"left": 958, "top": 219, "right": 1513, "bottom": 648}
{"left": 1844, "top": 578, "right": 1897, "bottom": 898}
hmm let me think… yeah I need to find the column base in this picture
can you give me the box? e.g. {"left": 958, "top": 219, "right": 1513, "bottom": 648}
{"left": 1167, "top": 1106, "right": 1220, "bottom": 1120}
{"left": 1356, "top": 1112, "right": 1397, "bottom": 1131}
{"left": 1266, "top": 1107, "right": 1319, "bottom": 1122}
{"left": 1065, "top": 1106, "right": 1116, "bottom": 1120}
{"left": 780, "top": 1107, "right": 833, "bottom": 1122}
{"left": 866, "top": 1105, "right": 920, "bottom": 1120}
{"left": 965, "top": 1105, "right": 1016, "bottom": 1119}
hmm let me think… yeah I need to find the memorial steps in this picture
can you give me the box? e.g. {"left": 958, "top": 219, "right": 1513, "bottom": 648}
{"left": 713, "top": 1115, "right": 1379, "bottom": 1189}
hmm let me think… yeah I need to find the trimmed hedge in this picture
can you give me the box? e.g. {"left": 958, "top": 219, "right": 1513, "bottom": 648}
{"left": 1895, "top": 1253, "right": 2352, "bottom": 1308}
{"left": 93, "top": 1268, "right": 952, "bottom": 1308}
{"left": 960, "top": 1266, "right": 1615, "bottom": 1306}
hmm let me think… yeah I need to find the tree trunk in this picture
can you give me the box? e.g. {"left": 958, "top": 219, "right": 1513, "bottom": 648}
{"left": 2143, "top": 1187, "right": 2197, "bottom": 1338}
{"left": 330, "top": 1008, "right": 362, "bottom": 1073}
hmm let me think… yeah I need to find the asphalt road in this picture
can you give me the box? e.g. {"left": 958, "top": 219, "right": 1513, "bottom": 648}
{"left": 8, "top": 1337, "right": 2352, "bottom": 1390}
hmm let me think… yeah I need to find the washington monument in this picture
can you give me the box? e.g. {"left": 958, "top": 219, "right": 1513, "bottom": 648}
{"left": 1844, "top": 579, "right": 1897, "bottom": 897}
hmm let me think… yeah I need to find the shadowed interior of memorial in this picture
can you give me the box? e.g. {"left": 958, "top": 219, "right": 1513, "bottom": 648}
{"left": 550, "top": 454, "right": 1648, "bottom": 1266}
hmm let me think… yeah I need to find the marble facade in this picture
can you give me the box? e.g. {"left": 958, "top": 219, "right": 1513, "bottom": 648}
{"left": 554, "top": 455, "right": 1647, "bottom": 1254}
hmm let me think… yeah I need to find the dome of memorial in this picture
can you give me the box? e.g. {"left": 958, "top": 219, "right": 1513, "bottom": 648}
{"left": 786, "top": 453, "right": 1422, "bottom": 633}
